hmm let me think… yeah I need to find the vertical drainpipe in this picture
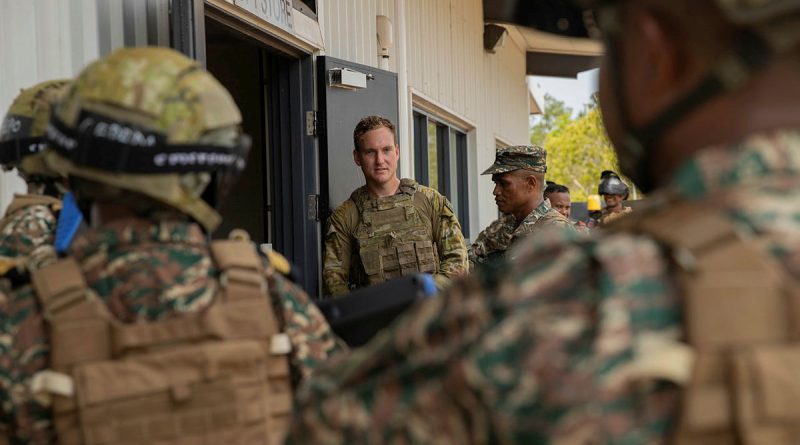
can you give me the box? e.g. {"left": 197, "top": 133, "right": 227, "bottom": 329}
{"left": 395, "top": 0, "right": 412, "bottom": 179}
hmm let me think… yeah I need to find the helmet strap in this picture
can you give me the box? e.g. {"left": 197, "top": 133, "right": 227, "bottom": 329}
{"left": 600, "top": 2, "right": 776, "bottom": 192}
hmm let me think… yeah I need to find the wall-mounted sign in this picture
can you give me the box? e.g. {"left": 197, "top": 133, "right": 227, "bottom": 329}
{"left": 234, "top": 0, "right": 294, "bottom": 32}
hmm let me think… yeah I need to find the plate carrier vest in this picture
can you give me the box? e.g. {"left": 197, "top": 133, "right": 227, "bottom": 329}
{"left": 352, "top": 180, "right": 439, "bottom": 285}
{"left": 21, "top": 239, "right": 293, "bottom": 445}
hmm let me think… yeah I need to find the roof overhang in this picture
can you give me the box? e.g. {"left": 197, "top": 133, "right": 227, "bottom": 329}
{"left": 508, "top": 26, "right": 603, "bottom": 78}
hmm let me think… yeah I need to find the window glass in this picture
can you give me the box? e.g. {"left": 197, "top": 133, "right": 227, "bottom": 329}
{"left": 427, "top": 120, "right": 439, "bottom": 191}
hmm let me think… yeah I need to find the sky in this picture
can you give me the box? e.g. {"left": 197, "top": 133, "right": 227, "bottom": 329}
{"left": 528, "top": 68, "right": 600, "bottom": 120}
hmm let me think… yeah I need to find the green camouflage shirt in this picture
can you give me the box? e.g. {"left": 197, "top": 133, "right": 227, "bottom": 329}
{"left": 287, "top": 129, "right": 800, "bottom": 444}
{"left": 0, "top": 195, "right": 60, "bottom": 272}
{"left": 323, "top": 179, "right": 468, "bottom": 296}
{"left": 468, "top": 200, "right": 574, "bottom": 266}
{"left": 0, "top": 218, "right": 343, "bottom": 443}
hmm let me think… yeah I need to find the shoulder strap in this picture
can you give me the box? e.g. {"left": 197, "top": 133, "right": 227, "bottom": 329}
{"left": 30, "top": 258, "right": 111, "bottom": 370}
{"left": 4, "top": 194, "right": 61, "bottom": 216}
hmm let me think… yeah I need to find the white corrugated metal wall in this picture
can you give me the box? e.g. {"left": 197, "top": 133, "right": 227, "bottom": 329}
{"left": 0, "top": 0, "right": 168, "bottom": 214}
{"left": 321, "top": 0, "right": 529, "bottom": 232}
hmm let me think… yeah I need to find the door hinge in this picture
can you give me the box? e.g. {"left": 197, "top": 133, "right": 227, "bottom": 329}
{"left": 307, "top": 194, "right": 320, "bottom": 221}
{"left": 305, "top": 111, "right": 318, "bottom": 137}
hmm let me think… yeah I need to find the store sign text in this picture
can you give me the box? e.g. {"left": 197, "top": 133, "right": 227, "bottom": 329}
{"left": 233, "top": 0, "right": 294, "bottom": 32}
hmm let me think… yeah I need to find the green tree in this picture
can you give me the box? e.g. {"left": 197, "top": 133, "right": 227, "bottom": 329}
{"left": 531, "top": 94, "right": 632, "bottom": 202}
{"left": 530, "top": 94, "right": 572, "bottom": 146}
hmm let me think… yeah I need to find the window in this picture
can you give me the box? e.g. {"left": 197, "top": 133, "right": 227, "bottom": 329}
{"left": 293, "top": 0, "right": 317, "bottom": 18}
{"left": 413, "top": 111, "right": 470, "bottom": 237}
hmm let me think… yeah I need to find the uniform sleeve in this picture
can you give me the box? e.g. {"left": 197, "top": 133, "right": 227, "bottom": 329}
{"left": 322, "top": 206, "right": 353, "bottom": 297}
{"left": 0, "top": 206, "right": 57, "bottom": 261}
{"left": 286, "top": 231, "right": 682, "bottom": 444}
{"left": 468, "top": 218, "right": 507, "bottom": 268}
{"left": 431, "top": 194, "right": 468, "bottom": 289}
{"left": 267, "top": 271, "right": 347, "bottom": 383}
{"left": 0, "top": 286, "right": 54, "bottom": 443}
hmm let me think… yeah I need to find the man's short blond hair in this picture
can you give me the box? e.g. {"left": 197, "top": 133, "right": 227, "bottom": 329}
{"left": 353, "top": 115, "right": 396, "bottom": 150}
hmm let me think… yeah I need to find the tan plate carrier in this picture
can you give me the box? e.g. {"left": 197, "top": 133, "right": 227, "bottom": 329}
{"left": 27, "top": 239, "right": 292, "bottom": 445}
{"left": 614, "top": 194, "right": 800, "bottom": 445}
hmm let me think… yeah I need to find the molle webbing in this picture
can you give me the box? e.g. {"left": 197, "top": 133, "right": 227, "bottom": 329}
{"left": 30, "top": 239, "right": 292, "bottom": 445}
{"left": 353, "top": 186, "right": 439, "bottom": 284}
{"left": 617, "top": 196, "right": 800, "bottom": 445}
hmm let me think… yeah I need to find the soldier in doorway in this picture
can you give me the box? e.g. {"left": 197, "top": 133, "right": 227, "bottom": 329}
{"left": 288, "top": 0, "right": 800, "bottom": 443}
{"left": 0, "top": 47, "right": 342, "bottom": 444}
{"left": 322, "top": 115, "right": 468, "bottom": 297}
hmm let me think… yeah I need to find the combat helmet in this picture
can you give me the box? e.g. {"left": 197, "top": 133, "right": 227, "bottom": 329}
{"left": 487, "top": 0, "right": 800, "bottom": 192}
{"left": 45, "top": 47, "right": 250, "bottom": 231}
{"left": 598, "top": 170, "right": 629, "bottom": 198}
{"left": 0, "top": 79, "right": 71, "bottom": 180}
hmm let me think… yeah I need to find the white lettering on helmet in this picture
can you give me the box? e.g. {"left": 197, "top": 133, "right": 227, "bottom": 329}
{"left": 152, "top": 151, "right": 240, "bottom": 169}
{"left": 46, "top": 123, "right": 78, "bottom": 151}
{"left": 0, "top": 117, "right": 22, "bottom": 137}
{"left": 93, "top": 121, "right": 157, "bottom": 147}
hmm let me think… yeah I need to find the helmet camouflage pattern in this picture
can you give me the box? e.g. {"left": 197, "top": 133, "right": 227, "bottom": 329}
{"left": 0, "top": 79, "right": 71, "bottom": 176}
{"left": 45, "top": 47, "right": 249, "bottom": 231}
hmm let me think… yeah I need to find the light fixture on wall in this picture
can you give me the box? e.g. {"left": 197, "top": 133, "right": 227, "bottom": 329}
{"left": 484, "top": 24, "right": 507, "bottom": 54}
{"left": 377, "top": 15, "right": 394, "bottom": 70}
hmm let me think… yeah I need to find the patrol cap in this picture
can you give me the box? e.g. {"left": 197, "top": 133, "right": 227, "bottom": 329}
{"left": 481, "top": 145, "right": 547, "bottom": 175}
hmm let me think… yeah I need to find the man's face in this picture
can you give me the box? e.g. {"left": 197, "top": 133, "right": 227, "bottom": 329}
{"left": 603, "top": 193, "right": 624, "bottom": 209}
{"left": 353, "top": 126, "right": 399, "bottom": 187}
{"left": 548, "top": 192, "right": 571, "bottom": 219}
{"left": 492, "top": 171, "right": 532, "bottom": 216}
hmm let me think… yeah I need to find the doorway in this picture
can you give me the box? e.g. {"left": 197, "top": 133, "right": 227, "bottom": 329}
{"left": 203, "top": 16, "right": 321, "bottom": 296}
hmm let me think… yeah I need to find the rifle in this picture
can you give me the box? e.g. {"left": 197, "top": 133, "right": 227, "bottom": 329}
{"left": 315, "top": 273, "right": 437, "bottom": 347}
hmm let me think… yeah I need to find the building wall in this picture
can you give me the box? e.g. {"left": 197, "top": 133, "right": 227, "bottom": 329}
{"left": 320, "top": 0, "right": 530, "bottom": 233}
{"left": 0, "top": 0, "right": 169, "bottom": 214}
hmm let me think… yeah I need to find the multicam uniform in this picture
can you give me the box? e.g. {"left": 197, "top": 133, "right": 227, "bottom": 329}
{"left": 468, "top": 200, "right": 572, "bottom": 266}
{"left": 287, "top": 130, "right": 800, "bottom": 443}
{"left": 0, "top": 218, "right": 343, "bottom": 443}
{"left": 323, "top": 178, "right": 468, "bottom": 297}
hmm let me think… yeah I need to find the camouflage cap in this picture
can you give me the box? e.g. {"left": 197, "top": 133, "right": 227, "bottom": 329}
{"left": 481, "top": 145, "right": 547, "bottom": 175}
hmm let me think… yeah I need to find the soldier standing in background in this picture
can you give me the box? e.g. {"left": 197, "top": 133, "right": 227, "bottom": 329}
{"left": 469, "top": 146, "right": 573, "bottom": 267}
{"left": 322, "top": 115, "right": 467, "bottom": 297}
{"left": 543, "top": 182, "right": 572, "bottom": 219}
{"left": 288, "top": 0, "right": 800, "bottom": 443}
{"left": 597, "top": 170, "right": 632, "bottom": 225}
{"left": 0, "top": 80, "right": 70, "bottom": 273}
{"left": 0, "top": 47, "right": 342, "bottom": 444}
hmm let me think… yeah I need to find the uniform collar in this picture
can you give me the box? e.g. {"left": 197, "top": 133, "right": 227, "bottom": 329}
{"left": 513, "top": 200, "right": 551, "bottom": 236}
{"left": 671, "top": 128, "right": 800, "bottom": 200}
{"left": 69, "top": 217, "right": 207, "bottom": 260}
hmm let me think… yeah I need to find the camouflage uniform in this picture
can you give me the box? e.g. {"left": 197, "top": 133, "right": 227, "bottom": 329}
{"left": 469, "top": 145, "right": 574, "bottom": 266}
{"left": 0, "top": 218, "right": 342, "bottom": 442}
{"left": 468, "top": 201, "right": 571, "bottom": 266}
{"left": 323, "top": 178, "right": 468, "bottom": 296}
{"left": 0, "top": 196, "right": 59, "bottom": 269}
{"left": 287, "top": 129, "right": 800, "bottom": 445}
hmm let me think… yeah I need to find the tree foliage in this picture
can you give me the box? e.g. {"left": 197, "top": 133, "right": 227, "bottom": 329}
{"left": 532, "top": 95, "right": 626, "bottom": 202}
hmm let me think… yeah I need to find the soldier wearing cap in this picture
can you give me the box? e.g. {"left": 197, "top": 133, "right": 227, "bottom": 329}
{"left": 468, "top": 145, "right": 573, "bottom": 267}
{"left": 289, "top": 0, "right": 800, "bottom": 443}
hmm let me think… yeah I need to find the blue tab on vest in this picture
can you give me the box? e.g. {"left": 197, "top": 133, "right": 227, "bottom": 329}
{"left": 54, "top": 192, "right": 84, "bottom": 255}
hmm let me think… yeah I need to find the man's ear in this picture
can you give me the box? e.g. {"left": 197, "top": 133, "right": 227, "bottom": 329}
{"left": 353, "top": 149, "right": 362, "bottom": 167}
{"left": 526, "top": 173, "right": 538, "bottom": 191}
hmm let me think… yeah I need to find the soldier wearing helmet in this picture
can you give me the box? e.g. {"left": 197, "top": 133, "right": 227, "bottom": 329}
{"left": 597, "top": 170, "right": 632, "bottom": 225}
{"left": 289, "top": 0, "right": 800, "bottom": 443}
{"left": 0, "top": 47, "right": 342, "bottom": 444}
{"left": 468, "top": 146, "right": 574, "bottom": 268}
{"left": 0, "top": 80, "right": 70, "bottom": 274}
